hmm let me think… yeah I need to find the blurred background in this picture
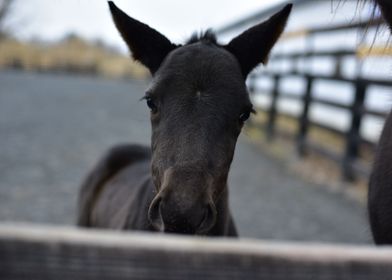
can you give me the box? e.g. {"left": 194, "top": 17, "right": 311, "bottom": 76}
{"left": 0, "top": 0, "right": 391, "bottom": 244}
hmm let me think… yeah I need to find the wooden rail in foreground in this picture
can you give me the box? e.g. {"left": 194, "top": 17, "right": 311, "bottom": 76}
{"left": 1, "top": 223, "right": 392, "bottom": 279}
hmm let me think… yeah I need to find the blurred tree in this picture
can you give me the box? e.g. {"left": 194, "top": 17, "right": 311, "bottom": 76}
{"left": 0, "top": 0, "right": 12, "bottom": 39}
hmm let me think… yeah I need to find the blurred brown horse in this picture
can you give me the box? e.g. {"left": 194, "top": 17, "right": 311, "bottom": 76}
{"left": 368, "top": 0, "right": 392, "bottom": 245}
{"left": 77, "top": 2, "right": 292, "bottom": 236}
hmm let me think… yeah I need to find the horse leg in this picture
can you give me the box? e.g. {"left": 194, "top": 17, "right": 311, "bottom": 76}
{"left": 77, "top": 144, "right": 150, "bottom": 227}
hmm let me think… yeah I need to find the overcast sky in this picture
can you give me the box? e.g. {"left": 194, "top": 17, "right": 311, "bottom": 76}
{"left": 7, "top": 0, "right": 286, "bottom": 51}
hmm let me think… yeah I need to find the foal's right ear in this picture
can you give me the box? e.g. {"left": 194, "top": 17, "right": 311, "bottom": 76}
{"left": 108, "top": 1, "right": 177, "bottom": 74}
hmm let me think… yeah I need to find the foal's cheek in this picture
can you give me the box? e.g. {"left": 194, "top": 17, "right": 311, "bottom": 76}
{"left": 150, "top": 113, "right": 160, "bottom": 126}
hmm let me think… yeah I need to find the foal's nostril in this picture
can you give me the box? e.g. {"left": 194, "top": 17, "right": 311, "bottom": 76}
{"left": 197, "top": 202, "right": 217, "bottom": 234}
{"left": 148, "top": 196, "right": 163, "bottom": 230}
{"left": 149, "top": 192, "right": 217, "bottom": 235}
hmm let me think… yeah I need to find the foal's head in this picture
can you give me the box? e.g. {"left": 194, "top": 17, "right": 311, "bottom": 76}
{"left": 109, "top": 1, "right": 291, "bottom": 234}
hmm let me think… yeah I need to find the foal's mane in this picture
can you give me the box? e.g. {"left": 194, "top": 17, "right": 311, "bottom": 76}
{"left": 186, "top": 29, "right": 219, "bottom": 45}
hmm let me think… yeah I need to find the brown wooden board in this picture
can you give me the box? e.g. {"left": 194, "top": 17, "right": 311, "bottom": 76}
{"left": 1, "top": 223, "right": 392, "bottom": 279}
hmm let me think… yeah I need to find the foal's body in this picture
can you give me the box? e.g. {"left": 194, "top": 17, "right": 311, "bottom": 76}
{"left": 78, "top": 145, "right": 153, "bottom": 231}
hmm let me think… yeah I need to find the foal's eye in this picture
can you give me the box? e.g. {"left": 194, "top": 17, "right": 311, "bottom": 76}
{"left": 145, "top": 97, "right": 158, "bottom": 113}
{"left": 239, "top": 111, "right": 251, "bottom": 123}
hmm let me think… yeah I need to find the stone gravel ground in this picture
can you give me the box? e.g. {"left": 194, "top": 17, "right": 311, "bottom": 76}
{"left": 0, "top": 70, "right": 371, "bottom": 244}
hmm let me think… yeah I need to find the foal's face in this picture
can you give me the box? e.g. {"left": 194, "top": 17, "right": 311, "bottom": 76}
{"left": 108, "top": 1, "right": 292, "bottom": 234}
{"left": 146, "top": 43, "right": 252, "bottom": 234}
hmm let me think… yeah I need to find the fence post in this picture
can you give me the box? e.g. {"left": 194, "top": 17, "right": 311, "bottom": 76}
{"left": 297, "top": 75, "right": 313, "bottom": 156}
{"left": 266, "top": 75, "right": 280, "bottom": 140}
{"left": 343, "top": 79, "right": 366, "bottom": 181}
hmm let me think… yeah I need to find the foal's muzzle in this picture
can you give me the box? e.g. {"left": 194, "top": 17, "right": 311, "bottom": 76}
{"left": 148, "top": 195, "right": 217, "bottom": 235}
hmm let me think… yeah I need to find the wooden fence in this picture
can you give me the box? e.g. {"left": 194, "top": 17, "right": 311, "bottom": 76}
{"left": 1, "top": 223, "right": 392, "bottom": 279}
{"left": 245, "top": 18, "right": 391, "bottom": 181}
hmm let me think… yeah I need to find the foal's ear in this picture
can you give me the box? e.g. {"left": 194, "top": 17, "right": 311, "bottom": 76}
{"left": 225, "top": 4, "right": 292, "bottom": 77}
{"left": 108, "top": 1, "right": 177, "bottom": 74}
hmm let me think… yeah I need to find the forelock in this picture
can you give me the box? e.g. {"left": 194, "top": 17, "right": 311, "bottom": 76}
{"left": 186, "top": 29, "right": 219, "bottom": 45}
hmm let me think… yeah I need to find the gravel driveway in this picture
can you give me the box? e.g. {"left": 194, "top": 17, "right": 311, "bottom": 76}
{"left": 0, "top": 70, "right": 371, "bottom": 243}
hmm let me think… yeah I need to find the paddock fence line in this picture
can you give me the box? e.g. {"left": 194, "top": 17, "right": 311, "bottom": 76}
{"left": 228, "top": 15, "right": 391, "bottom": 181}
{"left": 1, "top": 223, "right": 392, "bottom": 279}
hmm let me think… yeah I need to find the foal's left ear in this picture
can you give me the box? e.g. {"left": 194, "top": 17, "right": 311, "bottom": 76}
{"left": 108, "top": 1, "right": 177, "bottom": 74}
{"left": 225, "top": 4, "right": 292, "bottom": 77}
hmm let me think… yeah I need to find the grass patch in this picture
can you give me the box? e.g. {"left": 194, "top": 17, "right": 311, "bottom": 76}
{"left": 0, "top": 35, "right": 148, "bottom": 79}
